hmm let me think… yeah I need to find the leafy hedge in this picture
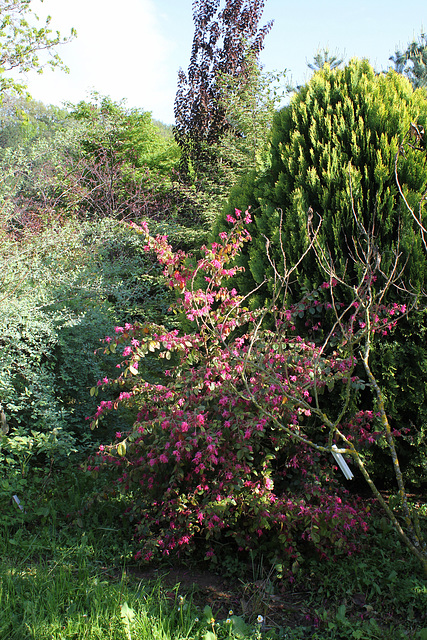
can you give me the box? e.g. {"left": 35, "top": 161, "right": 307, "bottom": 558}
{"left": 0, "top": 218, "right": 175, "bottom": 461}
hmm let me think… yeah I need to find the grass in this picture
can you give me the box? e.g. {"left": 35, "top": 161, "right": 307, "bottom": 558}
{"left": 0, "top": 465, "right": 426, "bottom": 640}
{"left": 0, "top": 557, "right": 199, "bottom": 639}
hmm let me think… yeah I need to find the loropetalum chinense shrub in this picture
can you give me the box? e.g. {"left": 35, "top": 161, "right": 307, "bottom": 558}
{"left": 87, "top": 210, "right": 427, "bottom": 574}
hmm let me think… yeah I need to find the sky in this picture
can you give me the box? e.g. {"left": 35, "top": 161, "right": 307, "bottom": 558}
{"left": 17, "top": 0, "right": 427, "bottom": 124}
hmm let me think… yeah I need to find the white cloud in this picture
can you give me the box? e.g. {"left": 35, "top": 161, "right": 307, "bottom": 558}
{"left": 23, "top": 0, "right": 176, "bottom": 122}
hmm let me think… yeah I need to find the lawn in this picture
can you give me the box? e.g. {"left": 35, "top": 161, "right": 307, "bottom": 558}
{"left": 0, "top": 467, "right": 426, "bottom": 640}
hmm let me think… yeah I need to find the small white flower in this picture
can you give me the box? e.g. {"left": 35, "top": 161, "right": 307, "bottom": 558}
{"left": 228, "top": 610, "right": 233, "bottom": 616}
{"left": 194, "top": 617, "right": 199, "bottom": 623}
{"left": 226, "top": 618, "right": 231, "bottom": 624}
{"left": 257, "top": 615, "right": 264, "bottom": 624}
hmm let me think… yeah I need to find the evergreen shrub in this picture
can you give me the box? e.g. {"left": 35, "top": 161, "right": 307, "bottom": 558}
{"left": 214, "top": 59, "right": 427, "bottom": 486}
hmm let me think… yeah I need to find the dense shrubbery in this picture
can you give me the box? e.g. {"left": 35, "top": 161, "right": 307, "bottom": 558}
{"left": 1, "top": 8, "right": 426, "bottom": 636}
{"left": 87, "top": 212, "right": 426, "bottom": 572}
{"left": 214, "top": 59, "right": 427, "bottom": 488}
{"left": 0, "top": 92, "right": 209, "bottom": 460}
{"left": 0, "top": 217, "right": 176, "bottom": 463}
{"left": 1, "top": 49, "right": 426, "bottom": 581}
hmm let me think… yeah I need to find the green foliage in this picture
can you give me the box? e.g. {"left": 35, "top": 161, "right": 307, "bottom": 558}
{"left": 214, "top": 60, "right": 427, "bottom": 486}
{"left": 172, "top": 55, "right": 287, "bottom": 228}
{"left": 0, "top": 106, "right": 83, "bottom": 235}
{"left": 49, "top": 94, "right": 180, "bottom": 223}
{"left": 307, "top": 47, "right": 344, "bottom": 72}
{"left": 371, "top": 308, "right": 427, "bottom": 487}
{"left": 0, "top": 217, "right": 174, "bottom": 458}
{"left": 0, "top": 479, "right": 425, "bottom": 639}
{"left": 0, "top": 93, "right": 68, "bottom": 148}
{"left": 390, "top": 31, "right": 427, "bottom": 89}
{"left": 69, "top": 93, "right": 178, "bottom": 178}
{"left": 0, "top": 89, "right": 208, "bottom": 479}
{"left": 0, "top": 0, "right": 76, "bottom": 95}
{"left": 218, "top": 59, "right": 427, "bottom": 297}
{"left": 218, "top": 53, "right": 287, "bottom": 172}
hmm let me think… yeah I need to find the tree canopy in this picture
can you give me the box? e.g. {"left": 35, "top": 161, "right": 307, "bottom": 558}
{"left": 173, "top": 0, "right": 273, "bottom": 178}
{"left": 390, "top": 32, "right": 427, "bottom": 89}
{"left": 0, "top": 0, "right": 76, "bottom": 95}
{"left": 217, "top": 59, "right": 427, "bottom": 299}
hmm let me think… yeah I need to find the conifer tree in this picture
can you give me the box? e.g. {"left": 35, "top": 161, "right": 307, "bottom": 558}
{"left": 215, "top": 59, "right": 427, "bottom": 483}
{"left": 218, "top": 59, "right": 427, "bottom": 298}
{"left": 390, "top": 32, "right": 427, "bottom": 89}
{"left": 307, "top": 47, "right": 344, "bottom": 72}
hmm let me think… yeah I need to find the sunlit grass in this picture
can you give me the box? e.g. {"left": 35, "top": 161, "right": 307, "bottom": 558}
{"left": 0, "top": 553, "right": 197, "bottom": 640}
{"left": 0, "top": 466, "right": 426, "bottom": 640}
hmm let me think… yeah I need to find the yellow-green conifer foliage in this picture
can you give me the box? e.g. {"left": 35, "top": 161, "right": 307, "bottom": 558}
{"left": 214, "top": 59, "right": 427, "bottom": 486}
{"left": 217, "top": 59, "right": 427, "bottom": 297}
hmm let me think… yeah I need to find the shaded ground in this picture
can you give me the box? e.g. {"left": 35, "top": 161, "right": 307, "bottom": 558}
{"left": 112, "top": 544, "right": 426, "bottom": 639}
{"left": 132, "top": 564, "right": 313, "bottom": 629}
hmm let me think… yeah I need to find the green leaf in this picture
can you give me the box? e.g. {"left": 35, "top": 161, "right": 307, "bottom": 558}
{"left": 336, "top": 604, "right": 347, "bottom": 622}
{"left": 230, "top": 615, "right": 251, "bottom": 637}
{"left": 117, "top": 442, "right": 126, "bottom": 457}
{"left": 203, "top": 605, "right": 214, "bottom": 622}
{"left": 120, "top": 602, "right": 135, "bottom": 624}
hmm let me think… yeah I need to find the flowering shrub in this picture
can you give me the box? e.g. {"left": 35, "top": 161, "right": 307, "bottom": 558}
{"left": 88, "top": 210, "right": 426, "bottom": 573}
